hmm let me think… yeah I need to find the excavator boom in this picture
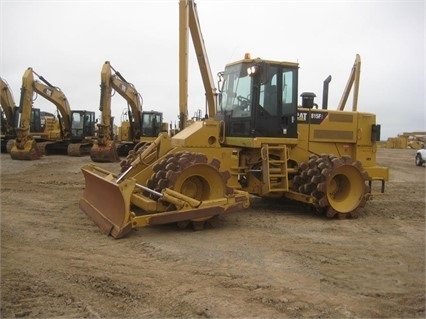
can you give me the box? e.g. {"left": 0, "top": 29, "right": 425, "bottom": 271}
{"left": 110, "top": 69, "right": 143, "bottom": 136}
{"left": 31, "top": 74, "right": 72, "bottom": 138}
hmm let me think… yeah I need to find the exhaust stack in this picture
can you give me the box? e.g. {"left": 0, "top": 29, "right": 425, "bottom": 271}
{"left": 322, "top": 75, "right": 332, "bottom": 110}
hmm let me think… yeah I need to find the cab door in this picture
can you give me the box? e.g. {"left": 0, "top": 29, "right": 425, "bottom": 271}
{"left": 253, "top": 66, "right": 298, "bottom": 138}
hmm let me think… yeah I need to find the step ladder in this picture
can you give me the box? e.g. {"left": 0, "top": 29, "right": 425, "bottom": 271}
{"left": 261, "top": 144, "right": 289, "bottom": 194}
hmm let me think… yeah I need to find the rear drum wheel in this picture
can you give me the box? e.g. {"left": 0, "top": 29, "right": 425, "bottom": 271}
{"left": 293, "top": 154, "right": 369, "bottom": 218}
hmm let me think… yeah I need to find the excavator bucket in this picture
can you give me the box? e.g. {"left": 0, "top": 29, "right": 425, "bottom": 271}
{"left": 79, "top": 164, "right": 134, "bottom": 238}
{"left": 9, "top": 139, "right": 42, "bottom": 160}
{"left": 90, "top": 141, "right": 120, "bottom": 162}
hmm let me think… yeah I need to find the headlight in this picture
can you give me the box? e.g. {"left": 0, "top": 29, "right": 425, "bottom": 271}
{"left": 247, "top": 66, "right": 258, "bottom": 76}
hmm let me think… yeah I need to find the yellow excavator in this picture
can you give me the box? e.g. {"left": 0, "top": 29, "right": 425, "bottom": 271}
{"left": 1, "top": 77, "right": 66, "bottom": 154}
{"left": 79, "top": 0, "right": 389, "bottom": 238}
{"left": 9, "top": 68, "right": 96, "bottom": 160}
{"left": 90, "top": 61, "right": 166, "bottom": 162}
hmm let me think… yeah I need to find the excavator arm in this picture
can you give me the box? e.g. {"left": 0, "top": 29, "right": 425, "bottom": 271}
{"left": 99, "top": 61, "right": 113, "bottom": 134}
{"left": 109, "top": 66, "right": 143, "bottom": 138}
{"left": 90, "top": 61, "right": 119, "bottom": 162}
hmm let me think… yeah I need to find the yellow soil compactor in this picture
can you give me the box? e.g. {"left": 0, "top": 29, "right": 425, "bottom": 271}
{"left": 79, "top": 0, "right": 389, "bottom": 238}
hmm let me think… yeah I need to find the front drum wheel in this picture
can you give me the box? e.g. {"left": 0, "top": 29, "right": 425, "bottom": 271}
{"left": 147, "top": 151, "right": 232, "bottom": 228}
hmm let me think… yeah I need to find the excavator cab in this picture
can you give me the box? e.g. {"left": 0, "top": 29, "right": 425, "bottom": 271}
{"left": 216, "top": 58, "right": 299, "bottom": 139}
{"left": 70, "top": 110, "right": 96, "bottom": 141}
{"left": 12, "top": 106, "right": 42, "bottom": 133}
{"left": 141, "top": 110, "right": 163, "bottom": 137}
{"left": 30, "top": 108, "right": 43, "bottom": 133}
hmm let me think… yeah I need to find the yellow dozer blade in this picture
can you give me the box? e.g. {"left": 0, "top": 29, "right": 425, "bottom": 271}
{"left": 80, "top": 165, "right": 134, "bottom": 238}
{"left": 79, "top": 152, "right": 250, "bottom": 238}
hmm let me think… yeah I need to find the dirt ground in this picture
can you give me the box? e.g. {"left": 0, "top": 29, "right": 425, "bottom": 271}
{"left": 1, "top": 148, "right": 425, "bottom": 318}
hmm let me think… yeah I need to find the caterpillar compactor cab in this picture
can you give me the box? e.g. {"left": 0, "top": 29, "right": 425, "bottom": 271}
{"left": 90, "top": 61, "right": 166, "bottom": 162}
{"left": 79, "top": 0, "right": 388, "bottom": 238}
{"left": 10, "top": 68, "right": 96, "bottom": 160}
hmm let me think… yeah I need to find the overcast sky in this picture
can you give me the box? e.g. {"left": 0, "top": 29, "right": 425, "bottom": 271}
{"left": 1, "top": 0, "right": 424, "bottom": 139}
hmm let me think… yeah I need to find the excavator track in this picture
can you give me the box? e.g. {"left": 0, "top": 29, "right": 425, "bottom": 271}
{"left": 31, "top": 141, "right": 93, "bottom": 157}
{"left": 292, "top": 154, "right": 370, "bottom": 219}
{"left": 146, "top": 151, "right": 233, "bottom": 229}
{"left": 68, "top": 143, "right": 92, "bottom": 157}
{"left": 37, "top": 141, "right": 64, "bottom": 156}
